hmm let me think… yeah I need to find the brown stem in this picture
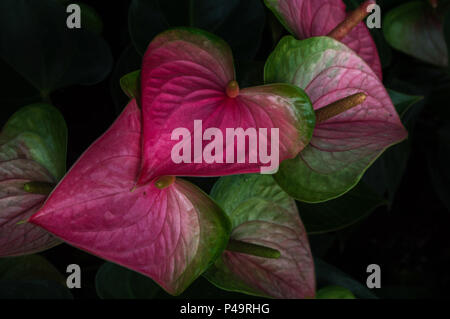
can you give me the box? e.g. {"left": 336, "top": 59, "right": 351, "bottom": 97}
{"left": 327, "top": 0, "right": 376, "bottom": 41}
{"left": 315, "top": 93, "right": 367, "bottom": 124}
{"left": 226, "top": 80, "right": 240, "bottom": 98}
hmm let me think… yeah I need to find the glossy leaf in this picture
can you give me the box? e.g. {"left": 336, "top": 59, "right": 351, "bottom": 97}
{"left": 383, "top": 1, "right": 448, "bottom": 67}
{"left": 138, "top": 28, "right": 316, "bottom": 184}
{"left": 206, "top": 174, "right": 315, "bottom": 299}
{"left": 0, "top": 0, "right": 113, "bottom": 95}
{"left": 265, "top": 36, "right": 408, "bottom": 202}
{"left": 30, "top": 100, "right": 231, "bottom": 295}
{"left": 129, "top": 0, "right": 265, "bottom": 59}
{"left": 0, "top": 104, "right": 66, "bottom": 257}
{"left": 298, "top": 182, "right": 386, "bottom": 234}
{"left": 264, "top": 0, "right": 382, "bottom": 78}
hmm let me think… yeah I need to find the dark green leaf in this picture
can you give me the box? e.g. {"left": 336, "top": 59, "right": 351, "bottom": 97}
{"left": 363, "top": 90, "right": 423, "bottom": 204}
{"left": 388, "top": 89, "right": 423, "bottom": 118}
{"left": 0, "top": 280, "right": 73, "bottom": 299}
{"left": 110, "top": 45, "right": 142, "bottom": 113}
{"left": 427, "top": 125, "right": 450, "bottom": 211}
{"left": 77, "top": 3, "right": 104, "bottom": 35}
{"left": 128, "top": 0, "right": 265, "bottom": 59}
{"left": 298, "top": 182, "right": 386, "bottom": 234}
{"left": 0, "top": 59, "right": 41, "bottom": 124}
{"left": 0, "top": 255, "right": 64, "bottom": 284}
{"left": 0, "top": 0, "right": 113, "bottom": 95}
{"left": 383, "top": 1, "right": 448, "bottom": 67}
{"left": 96, "top": 262, "right": 160, "bottom": 299}
{"left": 96, "top": 261, "right": 252, "bottom": 299}
{"left": 0, "top": 254, "right": 71, "bottom": 299}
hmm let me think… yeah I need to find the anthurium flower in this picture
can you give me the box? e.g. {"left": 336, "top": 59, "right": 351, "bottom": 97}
{"left": 30, "top": 100, "right": 231, "bottom": 295}
{"left": 137, "top": 28, "right": 316, "bottom": 185}
{"left": 264, "top": 0, "right": 383, "bottom": 79}
{"left": 265, "top": 36, "right": 408, "bottom": 202}
{"left": 384, "top": 1, "right": 448, "bottom": 67}
{"left": 0, "top": 104, "right": 67, "bottom": 256}
{"left": 205, "top": 174, "right": 315, "bottom": 299}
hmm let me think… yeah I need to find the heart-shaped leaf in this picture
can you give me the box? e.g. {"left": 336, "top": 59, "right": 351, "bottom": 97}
{"left": 30, "top": 99, "right": 231, "bottom": 295}
{"left": 138, "top": 28, "right": 316, "bottom": 184}
{"left": 0, "top": 104, "right": 66, "bottom": 257}
{"left": 383, "top": 1, "right": 448, "bottom": 67}
{"left": 0, "top": 0, "right": 113, "bottom": 96}
{"left": 265, "top": 36, "right": 408, "bottom": 202}
{"left": 264, "top": 0, "right": 383, "bottom": 79}
{"left": 129, "top": 0, "right": 265, "bottom": 59}
{"left": 205, "top": 174, "right": 315, "bottom": 299}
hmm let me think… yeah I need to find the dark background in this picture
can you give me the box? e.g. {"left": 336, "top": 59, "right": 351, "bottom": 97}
{"left": 1, "top": 0, "right": 450, "bottom": 299}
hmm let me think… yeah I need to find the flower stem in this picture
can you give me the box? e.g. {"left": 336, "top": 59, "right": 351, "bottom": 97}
{"left": 315, "top": 92, "right": 367, "bottom": 124}
{"left": 23, "top": 181, "right": 55, "bottom": 195}
{"left": 226, "top": 80, "right": 240, "bottom": 98}
{"left": 154, "top": 176, "right": 176, "bottom": 189}
{"left": 226, "top": 239, "right": 281, "bottom": 259}
{"left": 327, "top": 0, "right": 376, "bottom": 41}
